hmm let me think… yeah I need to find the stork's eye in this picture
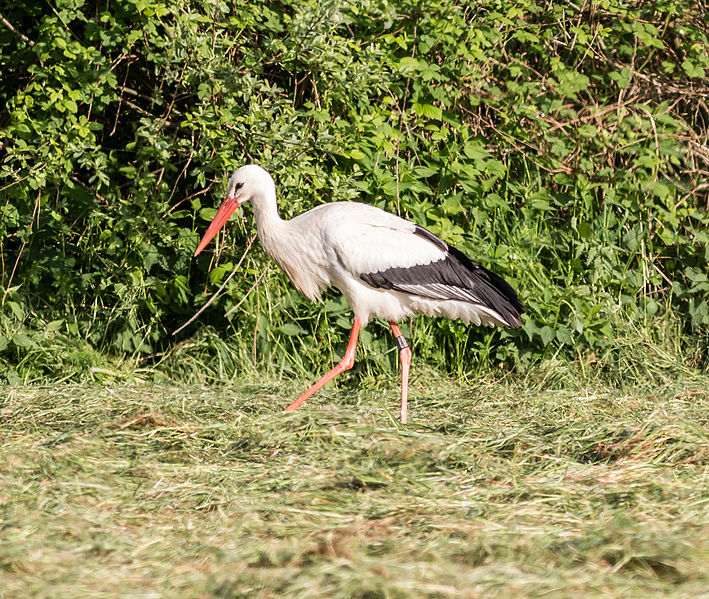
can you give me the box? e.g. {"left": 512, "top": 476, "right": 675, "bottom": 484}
{"left": 234, "top": 182, "right": 244, "bottom": 191}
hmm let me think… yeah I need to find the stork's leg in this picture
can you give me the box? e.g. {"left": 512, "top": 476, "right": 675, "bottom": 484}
{"left": 285, "top": 318, "right": 361, "bottom": 413}
{"left": 389, "top": 321, "right": 412, "bottom": 424}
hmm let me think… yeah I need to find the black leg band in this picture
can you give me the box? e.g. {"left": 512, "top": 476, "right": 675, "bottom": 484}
{"left": 394, "top": 334, "right": 409, "bottom": 351}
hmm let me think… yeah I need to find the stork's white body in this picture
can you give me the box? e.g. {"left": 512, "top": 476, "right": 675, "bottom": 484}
{"left": 194, "top": 165, "right": 524, "bottom": 422}
{"left": 257, "top": 201, "right": 511, "bottom": 327}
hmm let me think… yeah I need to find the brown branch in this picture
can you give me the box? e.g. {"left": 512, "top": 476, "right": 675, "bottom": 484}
{"left": 166, "top": 184, "right": 215, "bottom": 216}
{"left": 0, "top": 12, "right": 34, "bottom": 46}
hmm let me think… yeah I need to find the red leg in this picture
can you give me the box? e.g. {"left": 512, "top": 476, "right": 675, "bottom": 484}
{"left": 389, "top": 321, "right": 412, "bottom": 424}
{"left": 285, "top": 318, "right": 361, "bottom": 412}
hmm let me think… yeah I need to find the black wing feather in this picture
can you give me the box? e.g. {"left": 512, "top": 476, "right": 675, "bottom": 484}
{"left": 359, "top": 225, "right": 524, "bottom": 327}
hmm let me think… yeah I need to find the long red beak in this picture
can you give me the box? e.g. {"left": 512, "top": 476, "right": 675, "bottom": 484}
{"left": 193, "top": 195, "right": 242, "bottom": 257}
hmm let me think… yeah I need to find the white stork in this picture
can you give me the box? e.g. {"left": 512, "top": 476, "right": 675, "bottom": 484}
{"left": 194, "top": 165, "right": 523, "bottom": 423}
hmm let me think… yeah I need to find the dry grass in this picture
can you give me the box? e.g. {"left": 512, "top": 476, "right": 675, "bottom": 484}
{"left": 1, "top": 374, "right": 708, "bottom": 598}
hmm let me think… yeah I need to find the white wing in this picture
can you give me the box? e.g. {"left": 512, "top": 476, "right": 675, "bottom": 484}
{"left": 297, "top": 203, "right": 446, "bottom": 277}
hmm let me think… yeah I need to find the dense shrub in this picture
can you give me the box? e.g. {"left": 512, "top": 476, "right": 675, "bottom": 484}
{"left": 1, "top": 0, "right": 707, "bottom": 382}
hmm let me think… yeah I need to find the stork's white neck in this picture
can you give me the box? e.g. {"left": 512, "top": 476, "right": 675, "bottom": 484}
{"left": 250, "top": 185, "right": 280, "bottom": 226}
{"left": 249, "top": 182, "right": 288, "bottom": 259}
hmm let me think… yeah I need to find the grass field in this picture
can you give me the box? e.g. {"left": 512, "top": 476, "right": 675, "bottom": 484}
{"left": 1, "top": 372, "right": 708, "bottom": 598}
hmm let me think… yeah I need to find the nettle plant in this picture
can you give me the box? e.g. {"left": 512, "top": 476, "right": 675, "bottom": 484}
{"left": 0, "top": 0, "right": 707, "bottom": 382}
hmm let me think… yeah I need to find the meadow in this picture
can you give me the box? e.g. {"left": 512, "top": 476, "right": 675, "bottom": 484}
{"left": 2, "top": 2, "right": 708, "bottom": 596}
{"left": 2, "top": 370, "right": 708, "bottom": 598}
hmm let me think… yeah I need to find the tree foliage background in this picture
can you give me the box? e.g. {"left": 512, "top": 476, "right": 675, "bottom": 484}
{"left": 1, "top": 0, "right": 707, "bottom": 383}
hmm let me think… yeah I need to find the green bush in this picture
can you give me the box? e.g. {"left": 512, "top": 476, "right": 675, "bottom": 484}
{"left": 1, "top": 0, "right": 707, "bottom": 383}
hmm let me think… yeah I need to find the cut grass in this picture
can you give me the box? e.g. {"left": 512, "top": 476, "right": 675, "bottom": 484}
{"left": 1, "top": 374, "right": 708, "bottom": 598}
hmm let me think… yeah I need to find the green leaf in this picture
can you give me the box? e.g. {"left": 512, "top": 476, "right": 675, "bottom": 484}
{"left": 540, "top": 326, "right": 555, "bottom": 346}
{"left": 556, "top": 326, "right": 573, "bottom": 345}
{"left": 7, "top": 301, "right": 25, "bottom": 321}
{"left": 413, "top": 103, "right": 442, "bottom": 120}
{"left": 682, "top": 59, "right": 705, "bottom": 78}
{"left": 577, "top": 222, "right": 593, "bottom": 239}
{"left": 200, "top": 208, "right": 217, "bottom": 221}
{"left": 46, "top": 320, "right": 65, "bottom": 332}
{"left": 12, "top": 333, "right": 34, "bottom": 349}
{"left": 281, "top": 323, "right": 305, "bottom": 336}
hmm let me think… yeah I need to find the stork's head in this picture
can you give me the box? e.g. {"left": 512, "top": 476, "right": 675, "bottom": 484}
{"left": 193, "top": 164, "right": 274, "bottom": 257}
